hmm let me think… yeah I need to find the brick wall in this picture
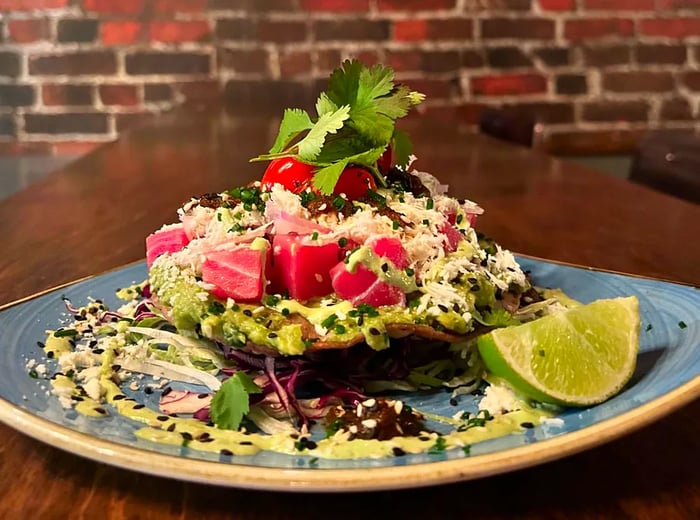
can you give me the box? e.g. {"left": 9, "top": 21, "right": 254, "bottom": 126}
{"left": 1, "top": 0, "right": 699, "bottom": 155}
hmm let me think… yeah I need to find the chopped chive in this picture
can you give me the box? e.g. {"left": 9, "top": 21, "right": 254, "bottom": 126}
{"left": 645, "top": 323, "right": 653, "bottom": 332}
{"left": 678, "top": 321, "right": 687, "bottom": 329}
{"left": 392, "top": 220, "right": 400, "bottom": 230}
{"left": 426, "top": 198, "right": 434, "bottom": 210}
{"left": 338, "top": 237, "right": 348, "bottom": 247}
{"left": 321, "top": 313, "right": 338, "bottom": 329}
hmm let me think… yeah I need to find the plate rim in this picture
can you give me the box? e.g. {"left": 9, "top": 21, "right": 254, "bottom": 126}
{"left": 0, "top": 258, "right": 698, "bottom": 492}
{"left": 0, "top": 373, "right": 697, "bottom": 492}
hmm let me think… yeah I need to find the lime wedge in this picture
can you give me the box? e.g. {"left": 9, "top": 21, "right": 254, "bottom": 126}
{"left": 477, "top": 296, "right": 640, "bottom": 406}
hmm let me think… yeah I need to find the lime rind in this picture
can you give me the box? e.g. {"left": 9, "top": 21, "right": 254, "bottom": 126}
{"left": 477, "top": 296, "right": 640, "bottom": 407}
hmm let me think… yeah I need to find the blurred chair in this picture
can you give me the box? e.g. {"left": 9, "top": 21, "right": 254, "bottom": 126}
{"left": 629, "top": 132, "right": 700, "bottom": 204}
{"left": 478, "top": 108, "right": 544, "bottom": 150}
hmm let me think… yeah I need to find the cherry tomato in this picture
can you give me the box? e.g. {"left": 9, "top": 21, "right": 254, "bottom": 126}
{"left": 377, "top": 145, "right": 393, "bottom": 174}
{"left": 261, "top": 157, "right": 315, "bottom": 193}
{"left": 262, "top": 157, "right": 376, "bottom": 200}
{"left": 334, "top": 166, "right": 376, "bottom": 200}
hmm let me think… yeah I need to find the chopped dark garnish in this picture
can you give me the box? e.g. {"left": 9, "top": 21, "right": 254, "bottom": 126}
{"left": 208, "top": 301, "right": 225, "bottom": 315}
{"left": 678, "top": 321, "right": 687, "bottom": 329}
{"left": 645, "top": 323, "right": 653, "bottom": 332}
{"left": 54, "top": 328, "right": 78, "bottom": 338}
{"left": 392, "top": 447, "right": 406, "bottom": 457}
{"left": 428, "top": 437, "right": 446, "bottom": 454}
{"left": 520, "top": 422, "right": 534, "bottom": 429}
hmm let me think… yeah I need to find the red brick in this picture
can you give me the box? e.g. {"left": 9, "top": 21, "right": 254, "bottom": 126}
{"left": 584, "top": 0, "right": 654, "bottom": 8}
{"left": 407, "top": 77, "right": 459, "bottom": 99}
{"left": 149, "top": 21, "right": 210, "bottom": 43}
{"left": 482, "top": 18, "right": 555, "bottom": 40}
{"left": 153, "top": 0, "right": 206, "bottom": 12}
{"left": 564, "top": 18, "right": 634, "bottom": 41}
{"left": 101, "top": 21, "right": 141, "bottom": 45}
{"left": 538, "top": 0, "right": 574, "bottom": 10}
{"left": 257, "top": 20, "right": 307, "bottom": 43}
{"left": 0, "top": 0, "right": 66, "bottom": 9}
{"left": 426, "top": 19, "right": 472, "bottom": 40}
{"left": 581, "top": 101, "right": 648, "bottom": 122}
{"left": 393, "top": 20, "right": 427, "bottom": 41}
{"left": 99, "top": 84, "right": 140, "bottom": 106}
{"left": 378, "top": 0, "right": 456, "bottom": 9}
{"left": 83, "top": 0, "right": 143, "bottom": 13}
{"left": 471, "top": 74, "right": 547, "bottom": 96}
{"left": 602, "top": 71, "right": 674, "bottom": 93}
{"left": 681, "top": 71, "right": 700, "bottom": 91}
{"left": 640, "top": 18, "right": 700, "bottom": 38}
{"left": 314, "top": 49, "right": 342, "bottom": 74}
{"left": 386, "top": 50, "right": 422, "bottom": 72}
{"left": 218, "top": 48, "right": 270, "bottom": 74}
{"left": 299, "top": 0, "right": 369, "bottom": 10}
{"left": 42, "top": 84, "right": 93, "bottom": 106}
{"left": 7, "top": 19, "right": 50, "bottom": 43}
{"left": 279, "top": 51, "right": 312, "bottom": 77}
{"left": 349, "top": 50, "right": 382, "bottom": 67}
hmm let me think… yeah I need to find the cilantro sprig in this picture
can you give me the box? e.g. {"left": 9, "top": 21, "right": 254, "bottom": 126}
{"left": 250, "top": 60, "right": 424, "bottom": 195}
{"left": 210, "top": 371, "right": 262, "bottom": 431}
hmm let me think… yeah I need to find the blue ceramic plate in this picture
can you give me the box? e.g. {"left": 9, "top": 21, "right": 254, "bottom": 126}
{"left": 0, "top": 258, "right": 698, "bottom": 491}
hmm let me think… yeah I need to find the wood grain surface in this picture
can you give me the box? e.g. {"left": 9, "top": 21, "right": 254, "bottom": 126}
{"left": 0, "top": 109, "right": 698, "bottom": 519}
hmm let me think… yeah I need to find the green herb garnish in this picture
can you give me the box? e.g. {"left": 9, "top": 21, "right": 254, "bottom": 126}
{"left": 210, "top": 372, "right": 263, "bottom": 431}
{"left": 250, "top": 60, "right": 424, "bottom": 195}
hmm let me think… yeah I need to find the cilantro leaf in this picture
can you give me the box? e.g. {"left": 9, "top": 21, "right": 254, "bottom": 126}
{"left": 210, "top": 372, "right": 262, "bottom": 431}
{"left": 296, "top": 105, "right": 351, "bottom": 161}
{"left": 357, "top": 64, "right": 394, "bottom": 106}
{"left": 326, "top": 60, "right": 363, "bottom": 107}
{"left": 268, "top": 108, "right": 314, "bottom": 154}
{"left": 392, "top": 128, "right": 413, "bottom": 169}
{"left": 312, "top": 158, "right": 350, "bottom": 195}
{"left": 315, "top": 92, "right": 338, "bottom": 117}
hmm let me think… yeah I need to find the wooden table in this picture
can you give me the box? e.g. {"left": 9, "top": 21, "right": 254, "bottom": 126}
{"left": 1, "top": 109, "right": 698, "bottom": 518}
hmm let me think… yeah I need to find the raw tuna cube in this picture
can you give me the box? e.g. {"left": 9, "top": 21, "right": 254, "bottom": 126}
{"left": 146, "top": 225, "right": 190, "bottom": 268}
{"left": 268, "top": 234, "right": 343, "bottom": 302}
{"left": 438, "top": 222, "right": 463, "bottom": 253}
{"left": 330, "top": 237, "right": 409, "bottom": 308}
{"left": 201, "top": 246, "right": 268, "bottom": 302}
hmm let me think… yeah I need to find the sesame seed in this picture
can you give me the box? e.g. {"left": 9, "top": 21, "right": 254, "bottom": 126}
{"left": 361, "top": 419, "right": 377, "bottom": 429}
{"left": 362, "top": 398, "right": 376, "bottom": 408}
{"left": 394, "top": 401, "right": 404, "bottom": 414}
{"left": 392, "top": 447, "right": 406, "bottom": 457}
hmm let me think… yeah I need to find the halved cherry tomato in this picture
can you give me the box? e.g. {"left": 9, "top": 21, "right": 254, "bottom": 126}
{"left": 261, "top": 158, "right": 376, "bottom": 200}
{"left": 377, "top": 145, "right": 393, "bottom": 174}
{"left": 334, "top": 166, "right": 376, "bottom": 200}
{"left": 261, "top": 157, "right": 315, "bottom": 193}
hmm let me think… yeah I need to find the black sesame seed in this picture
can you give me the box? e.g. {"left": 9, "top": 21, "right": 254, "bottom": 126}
{"left": 243, "top": 310, "right": 253, "bottom": 317}
{"left": 156, "top": 415, "right": 169, "bottom": 422}
{"left": 381, "top": 263, "right": 389, "bottom": 273}
{"left": 521, "top": 422, "right": 535, "bottom": 429}
{"left": 47, "top": 351, "right": 54, "bottom": 359}
{"left": 111, "top": 364, "right": 121, "bottom": 372}
{"left": 268, "top": 332, "right": 278, "bottom": 339}
{"left": 167, "top": 424, "right": 176, "bottom": 432}
{"left": 132, "top": 404, "right": 145, "bottom": 410}
{"left": 71, "top": 395, "right": 84, "bottom": 402}
{"left": 470, "top": 285, "right": 480, "bottom": 292}
{"left": 197, "top": 393, "right": 209, "bottom": 399}
{"left": 93, "top": 348, "right": 104, "bottom": 354}
{"left": 162, "top": 386, "right": 172, "bottom": 396}
{"left": 93, "top": 407, "right": 106, "bottom": 414}
{"left": 449, "top": 398, "right": 458, "bottom": 406}
{"left": 369, "top": 327, "right": 381, "bottom": 336}
{"left": 305, "top": 440, "right": 318, "bottom": 450}
{"left": 181, "top": 432, "right": 193, "bottom": 441}
{"left": 220, "top": 449, "right": 233, "bottom": 456}
{"left": 438, "top": 304, "right": 449, "bottom": 313}
{"left": 419, "top": 435, "right": 430, "bottom": 441}
{"left": 113, "top": 394, "right": 126, "bottom": 400}
{"left": 392, "top": 447, "right": 406, "bottom": 457}
{"left": 199, "top": 437, "right": 215, "bottom": 443}
{"left": 239, "top": 441, "right": 253, "bottom": 446}
{"left": 144, "top": 387, "right": 154, "bottom": 395}
{"left": 36, "top": 341, "right": 45, "bottom": 349}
